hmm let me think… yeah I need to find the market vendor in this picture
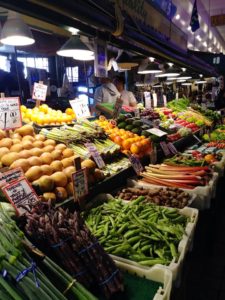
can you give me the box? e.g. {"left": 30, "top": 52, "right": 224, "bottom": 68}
{"left": 93, "top": 77, "right": 120, "bottom": 104}
{"left": 113, "top": 76, "right": 137, "bottom": 107}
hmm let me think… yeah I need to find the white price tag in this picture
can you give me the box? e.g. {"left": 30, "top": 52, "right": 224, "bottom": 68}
{"left": 2, "top": 177, "right": 39, "bottom": 215}
{"left": 85, "top": 143, "right": 105, "bottom": 169}
{"left": 147, "top": 128, "right": 167, "bottom": 137}
{"left": 72, "top": 168, "right": 88, "bottom": 202}
{"left": 0, "top": 97, "right": 22, "bottom": 130}
{"left": 70, "top": 99, "right": 91, "bottom": 119}
{"left": 153, "top": 93, "right": 157, "bottom": 107}
{"left": 144, "top": 92, "right": 151, "bottom": 108}
{"left": 32, "top": 82, "right": 48, "bottom": 101}
{"left": 163, "top": 95, "right": 167, "bottom": 107}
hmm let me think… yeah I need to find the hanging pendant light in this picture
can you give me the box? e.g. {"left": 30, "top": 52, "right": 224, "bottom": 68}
{"left": 138, "top": 61, "right": 162, "bottom": 74}
{"left": 57, "top": 34, "right": 94, "bottom": 59}
{"left": 1, "top": 11, "right": 35, "bottom": 46}
{"left": 155, "top": 64, "right": 181, "bottom": 78}
{"left": 116, "top": 51, "right": 138, "bottom": 69}
{"left": 194, "top": 74, "right": 207, "bottom": 84}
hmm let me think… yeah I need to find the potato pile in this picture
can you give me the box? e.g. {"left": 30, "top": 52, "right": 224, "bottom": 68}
{"left": 0, "top": 125, "right": 105, "bottom": 201}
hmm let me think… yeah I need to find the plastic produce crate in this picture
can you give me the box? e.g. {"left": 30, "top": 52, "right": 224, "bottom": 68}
{"left": 110, "top": 206, "right": 198, "bottom": 284}
{"left": 130, "top": 172, "right": 218, "bottom": 210}
{"left": 117, "top": 264, "right": 172, "bottom": 300}
{"left": 87, "top": 194, "right": 198, "bottom": 284}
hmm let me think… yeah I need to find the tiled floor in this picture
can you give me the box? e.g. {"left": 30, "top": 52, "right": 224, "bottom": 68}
{"left": 172, "top": 176, "right": 225, "bottom": 300}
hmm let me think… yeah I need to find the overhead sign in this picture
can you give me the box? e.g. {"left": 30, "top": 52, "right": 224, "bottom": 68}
{"left": 2, "top": 177, "right": 39, "bottom": 215}
{"left": 211, "top": 14, "right": 225, "bottom": 27}
{"left": 0, "top": 97, "right": 22, "bottom": 130}
{"left": 70, "top": 99, "right": 91, "bottom": 119}
{"left": 32, "top": 82, "right": 48, "bottom": 101}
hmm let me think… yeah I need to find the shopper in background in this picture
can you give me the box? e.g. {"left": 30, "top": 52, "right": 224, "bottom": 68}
{"left": 93, "top": 77, "right": 120, "bottom": 104}
{"left": 113, "top": 76, "right": 137, "bottom": 107}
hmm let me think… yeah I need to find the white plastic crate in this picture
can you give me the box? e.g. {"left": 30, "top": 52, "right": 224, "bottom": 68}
{"left": 116, "top": 263, "right": 172, "bottom": 300}
{"left": 129, "top": 172, "right": 218, "bottom": 210}
{"left": 110, "top": 205, "right": 198, "bottom": 283}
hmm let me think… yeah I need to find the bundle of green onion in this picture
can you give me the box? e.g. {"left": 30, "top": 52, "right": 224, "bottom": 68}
{"left": 0, "top": 204, "right": 97, "bottom": 300}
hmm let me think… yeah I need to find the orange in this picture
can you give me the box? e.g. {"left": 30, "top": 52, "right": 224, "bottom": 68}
{"left": 122, "top": 140, "right": 132, "bottom": 150}
{"left": 114, "top": 136, "right": 123, "bottom": 146}
{"left": 130, "top": 143, "right": 140, "bottom": 154}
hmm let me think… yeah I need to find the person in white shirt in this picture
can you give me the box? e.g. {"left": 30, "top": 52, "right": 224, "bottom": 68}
{"left": 113, "top": 76, "right": 137, "bottom": 107}
{"left": 94, "top": 77, "right": 120, "bottom": 105}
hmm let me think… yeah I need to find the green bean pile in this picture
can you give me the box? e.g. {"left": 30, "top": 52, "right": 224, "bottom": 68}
{"left": 85, "top": 196, "right": 189, "bottom": 267}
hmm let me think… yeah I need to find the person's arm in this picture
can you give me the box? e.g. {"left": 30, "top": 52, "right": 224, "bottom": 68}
{"left": 128, "top": 91, "right": 137, "bottom": 107}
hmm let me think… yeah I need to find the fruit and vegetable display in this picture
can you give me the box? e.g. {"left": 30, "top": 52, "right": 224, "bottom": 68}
{"left": 85, "top": 198, "right": 189, "bottom": 266}
{"left": 21, "top": 104, "right": 75, "bottom": 126}
{"left": 203, "top": 125, "right": 225, "bottom": 142}
{"left": 0, "top": 125, "right": 106, "bottom": 200}
{"left": 206, "top": 141, "right": 225, "bottom": 149}
{"left": 164, "top": 153, "right": 221, "bottom": 166}
{"left": 96, "top": 102, "right": 136, "bottom": 114}
{"left": 139, "top": 164, "right": 212, "bottom": 189}
{"left": 140, "top": 108, "right": 160, "bottom": 120}
{"left": 167, "top": 98, "right": 190, "bottom": 113}
{"left": 191, "top": 104, "right": 221, "bottom": 122}
{"left": 0, "top": 205, "right": 97, "bottom": 300}
{"left": 95, "top": 117, "right": 152, "bottom": 156}
{"left": 116, "top": 187, "right": 191, "bottom": 208}
{"left": 40, "top": 120, "right": 120, "bottom": 160}
{"left": 24, "top": 202, "right": 123, "bottom": 299}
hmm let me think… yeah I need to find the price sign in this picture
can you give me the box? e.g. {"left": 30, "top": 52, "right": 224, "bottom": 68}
{"left": 2, "top": 177, "right": 39, "bottom": 215}
{"left": 85, "top": 143, "right": 105, "bottom": 169}
{"left": 144, "top": 92, "right": 151, "bottom": 109}
{"left": 147, "top": 127, "right": 167, "bottom": 137}
{"left": 167, "top": 142, "right": 178, "bottom": 155}
{"left": 0, "top": 97, "right": 22, "bottom": 130}
{"left": 160, "top": 141, "right": 171, "bottom": 157}
{"left": 32, "top": 82, "right": 48, "bottom": 101}
{"left": 0, "top": 167, "right": 24, "bottom": 187}
{"left": 72, "top": 168, "right": 88, "bottom": 202}
{"left": 70, "top": 99, "right": 91, "bottom": 119}
{"left": 129, "top": 154, "right": 144, "bottom": 175}
{"left": 134, "top": 109, "right": 140, "bottom": 118}
{"left": 112, "top": 98, "right": 123, "bottom": 119}
{"left": 150, "top": 146, "right": 157, "bottom": 164}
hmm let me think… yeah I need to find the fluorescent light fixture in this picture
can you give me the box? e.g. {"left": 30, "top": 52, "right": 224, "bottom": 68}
{"left": 0, "top": 11, "right": 35, "bottom": 46}
{"left": 68, "top": 27, "right": 79, "bottom": 35}
{"left": 153, "top": 83, "right": 162, "bottom": 87}
{"left": 182, "top": 82, "right": 192, "bottom": 86}
{"left": 116, "top": 51, "right": 138, "bottom": 69}
{"left": 180, "top": 20, "right": 186, "bottom": 26}
{"left": 57, "top": 35, "right": 94, "bottom": 58}
{"left": 167, "top": 77, "right": 177, "bottom": 81}
{"left": 187, "top": 26, "right": 192, "bottom": 31}
{"left": 188, "top": 43, "right": 193, "bottom": 48}
{"left": 175, "top": 14, "right": 180, "bottom": 20}
{"left": 149, "top": 57, "right": 155, "bottom": 62}
{"left": 138, "top": 61, "right": 162, "bottom": 74}
{"left": 208, "top": 47, "right": 212, "bottom": 52}
{"left": 165, "top": 81, "right": 173, "bottom": 85}
{"left": 176, "top": 79, "right": 186, "bottom": 83}
{"left": 209, "top": 31, "right": 212, "bottom": 39}
{"left": 203, "top": 41, "right": 207, "bottom": 47}
{"left": 195, "top": 80, "right": 207, "bottom": 84}
{"left": 196, "top": 35, "right": 202, "bottom": 41}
